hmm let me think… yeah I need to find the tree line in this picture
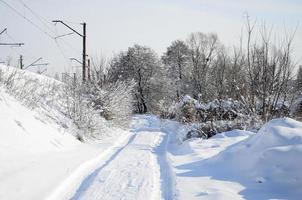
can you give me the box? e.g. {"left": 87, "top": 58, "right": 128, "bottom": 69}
{"left": 88, "top": 21, "right": 301, "bottom": 123}
{"left": 56, "top": 19, "right": 302, "bottom": 136}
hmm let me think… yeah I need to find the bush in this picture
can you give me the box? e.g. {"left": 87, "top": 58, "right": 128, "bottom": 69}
{"left": 89, "top": 80, "right": 135, "bottom": 128}
{"left": 0, "top": 66, "right": 133, "bottom": 141}
{"left": 162, "top": 95, "right": 264, "bottom": 140}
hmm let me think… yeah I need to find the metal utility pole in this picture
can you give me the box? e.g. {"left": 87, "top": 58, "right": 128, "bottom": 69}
{"left": 87, "top": 58, "right": 91, "bottom": 81}
{"left": 82, "top": 23, "right": 86, "bottom": 82}
{"left": 52, "top": 20, "right": 87, "bottom": 82}
{"left": 73, "top": 73, "right": 77, "bottom": 85}
{"left": 19, "top": 55, "right": 23, "bottom": 69}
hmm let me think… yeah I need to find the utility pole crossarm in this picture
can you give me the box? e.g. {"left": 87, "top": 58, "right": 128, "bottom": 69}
{"left": 0, "top": 28, "right": 24, "bottom": 47}
{"left": 55, "top": 32, "right": 74, "bottom": 39}
{"left": 24, "top": 57, "right": 42, "bottom": 69}
{"left": 52, "top": 20, "right": 87, "bottom": 82}
{"left": 31, "top": 63, "right": 49, "bottom": 66}
{"left": 0, "top": 28, "right": 7, "bottom": 35}
{"left": 38, "top": 68, "right": 47, "bottom": 74}
{"left": 52, "top": 20, "right": 83, "bottom": 37}
{"left": 0, "top": 43, "right": 24, "bottom": 46}
{"left": 70, "top": 57, "right": 82, "bottom": 64}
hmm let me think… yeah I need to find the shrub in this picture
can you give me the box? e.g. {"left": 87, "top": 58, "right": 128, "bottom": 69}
{"left": 89, "top": 80, "right": 135, "bottom": 128}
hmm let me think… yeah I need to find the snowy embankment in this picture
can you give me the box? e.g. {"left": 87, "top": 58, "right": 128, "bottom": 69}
{"left": 0, "top": 65, "right": 129, "bottom": 200}
{"left": 166, "top": 118, "right": 302, "bottom": 200}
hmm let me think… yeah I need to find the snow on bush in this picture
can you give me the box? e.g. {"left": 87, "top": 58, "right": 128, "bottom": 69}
{"left": 176, "top": 96, "right": 249, "bottom": 122}
{"left": 292, "top": 96, "right": 302, "bottom": 120}
{"left": 168, "top": 95, "right": 262, "bottom": 140}
{"left": 88, "top": 80, "right": 135, "bottom": 128}
{"left": 0, "top": 65, "right": 95, "bottom": 140}
{"left": 0, "top": 65, "right": 132, "bottom": 141}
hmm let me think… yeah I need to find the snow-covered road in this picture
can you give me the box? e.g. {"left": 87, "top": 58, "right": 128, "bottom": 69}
{"left": 70, "top": 115, "right": 175, "bottom": 200}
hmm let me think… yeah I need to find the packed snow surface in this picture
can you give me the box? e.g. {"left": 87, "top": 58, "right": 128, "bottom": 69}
{"left": 69, "top": 115, "right": 174, "bottom": 200}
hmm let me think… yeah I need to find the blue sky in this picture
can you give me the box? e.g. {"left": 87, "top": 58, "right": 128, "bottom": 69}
{"left": 0, "top": 0, "right": 301, "bottom": 74}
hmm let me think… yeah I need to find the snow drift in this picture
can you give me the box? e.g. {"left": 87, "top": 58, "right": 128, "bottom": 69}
{"left": 204, "top": 118, "right": 302, "bottom": 199}
{"left": 166, "top": 117, "right": 302, "bottom": 199}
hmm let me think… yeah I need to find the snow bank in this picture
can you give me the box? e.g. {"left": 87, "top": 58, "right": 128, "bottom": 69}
{"left": 0, "top": 64, "right": 113, "bottom": 140}
{"left": 0, "top": 87, "right": 88, "bottom": 199}
{"left": 164, "top": 116, "right": 302, "bottom": 199}
{"left": 0, "top": 87, "right": 77, "bottom": 154}
{"left": 206, "top": 118, "right": 302, "bottom": 199}
{"left": 0, "top": 65, "right": 129, "bottom": 200}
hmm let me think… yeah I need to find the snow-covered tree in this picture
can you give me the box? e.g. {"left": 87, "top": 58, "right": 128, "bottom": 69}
{"left": 162, "top": 40, "right": 190, "bottom": 100}
{"left": 107, "top": 44, "right": 160, "bottom": 113}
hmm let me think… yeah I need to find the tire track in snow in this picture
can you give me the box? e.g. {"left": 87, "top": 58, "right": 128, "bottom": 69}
{"left": 70, "top": 133, "right": 137, "bottom": 200}
{"left": 154, "top": 132, "right": 177, "bottom": 200}
{"left": 46, "top": 132, "right": 135, "bottom": 200}
{"left": 70, "top": 130, "right": 164, "bottom": 200}
{"left": 68, "top": 115, "right": 177, "bottom": 200}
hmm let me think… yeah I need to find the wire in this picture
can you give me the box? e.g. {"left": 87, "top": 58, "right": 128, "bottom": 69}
{"left": 53, "top": 23, "right": 82, "bottom": 54}
{"left": 54, "top": 39, "right": 72, "bottom": 69}
{"left": 15, "top": 0, "right": 56, "bottom": 35}
{"left": 5, "top": 31, "right": 36, "bottom": 60}
{"left": 54, "top": 40, "right": 68, "bottom": 60}
{"left": 57, "top": 38, "right": 82, "bottom": 54}
{"left": 62, "top": 20, "right": 82, "bottom": 25}
{"left": 0, "top": 0, "right": 54, "bottom": 39}
{"left": 10, "top": 0, "right": 82, "bottom": 56}
{"left": 55, "top": 32, "right": 74, "bottom": 39}
{"left": 1, "top": 0, "right": 84, "bottom": 72}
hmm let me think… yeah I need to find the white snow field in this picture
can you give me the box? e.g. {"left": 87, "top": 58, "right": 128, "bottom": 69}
{"left": 64, "top": 115, "right": 302, "bottom": 200}
{"left": 1, "top": 66, "right": 301, "bottom": 200}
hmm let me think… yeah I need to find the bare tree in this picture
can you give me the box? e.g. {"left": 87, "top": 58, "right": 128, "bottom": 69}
{"left": 210, "top": 45, "right": 230, "bottom": 100}
{"left": 91, "top": 55, "right": 108, "bottom": 87}
{"left": 186, "top": 32, "right": 219, "bottom": 100}
{"left": 296, "top": 65, "right": 302, "bottom": 93}
{"left": 244, "top": 19, "right": 296, "bottom": 121}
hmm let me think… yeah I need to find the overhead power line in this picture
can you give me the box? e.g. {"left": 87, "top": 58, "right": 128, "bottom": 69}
{"left": 10, "top": 0, "right": 82, "bottom": 55}
{"left": 1, "top": 0, "right": 86, "bottom": 72}
{"left": 55, "top": 32, "right": 74, "bottom": 39}
{"left": 0, "top": 0, "right": 54, "bottom": 39}
{"left": 15, "top": 0, "right": 55, "bottom": 35}
{"left": 0, "top": 28, "right": 24, "bottom": 47}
